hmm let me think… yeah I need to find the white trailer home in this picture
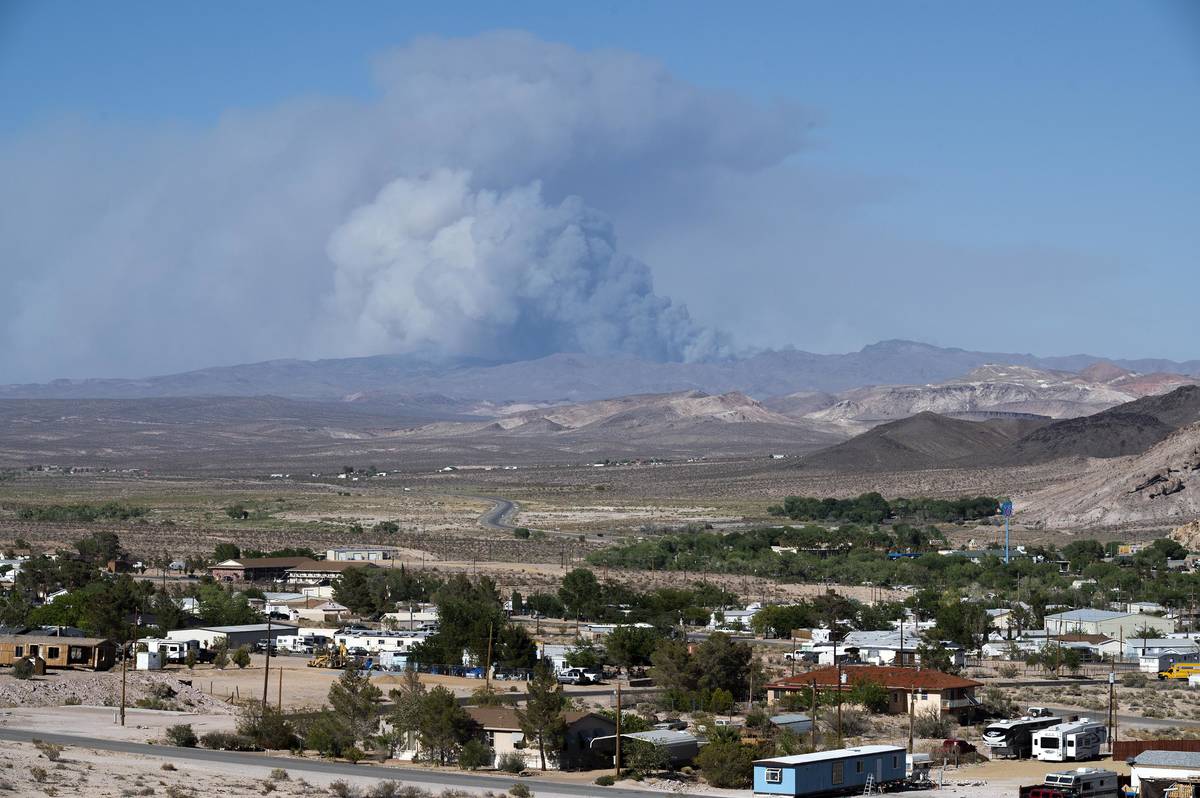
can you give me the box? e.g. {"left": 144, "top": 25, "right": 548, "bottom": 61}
{"left": 1032, "top": 719, "right": 1108, "bottom": 762}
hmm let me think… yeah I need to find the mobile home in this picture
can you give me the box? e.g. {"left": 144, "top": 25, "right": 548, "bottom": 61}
{"left": 754, "top": 745, "right": 907, "bottom": 796}
{"left": 0, "top": 634, "right": 116, "bottom": 671}
{"left": 983, "top": 715, "right": 1062, "bottom": 758}
{"left": 1032, "top": 719, "right": 1108, "bottom": 762}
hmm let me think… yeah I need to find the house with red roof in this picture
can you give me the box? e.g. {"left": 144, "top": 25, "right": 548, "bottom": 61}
{"left": 764, "top": 664, "right": 982, "bottom": 720}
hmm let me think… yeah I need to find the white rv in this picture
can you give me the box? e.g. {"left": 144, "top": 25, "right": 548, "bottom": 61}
{"left": 1031, "top": 768, "right": 1121, "bottom": 798}
{"left": 1032, "top": 719, "right": 1108, "bottom": 762}
{"left": 275, "top": 631, "right": 333, "bottom": 654}
{"left": 137, "top": 637, "right": 198, "bottom": 663}
{"left": 982, "top": 715, "right": 1061, "bottom": 758}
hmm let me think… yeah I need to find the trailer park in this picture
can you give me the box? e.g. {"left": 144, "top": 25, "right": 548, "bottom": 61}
{"left": 6, "top": 533, "right": 1200, "bottom": 798}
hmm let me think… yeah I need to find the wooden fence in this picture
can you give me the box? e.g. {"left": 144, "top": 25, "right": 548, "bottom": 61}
{"left": 1113, "top": 740, "right": 1200, "bottom": 760}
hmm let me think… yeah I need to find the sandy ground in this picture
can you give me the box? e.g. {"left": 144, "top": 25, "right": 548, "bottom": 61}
{"left": 0, "top": 732, "right": 1120, "bottom": 798}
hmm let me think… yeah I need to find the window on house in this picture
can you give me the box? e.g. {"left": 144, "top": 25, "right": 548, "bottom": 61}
{"left": 13, "top": 646, "right": 22, "bottom": 657}
{"left": 765, "top": 768, "right": 783, "bottom": 784}
{"left": 856, "top": 761, "right": 863, "bottom": 774}
{"left": 832, "top": 762, "right": 844, "bottom": 784}
{"left": 893, "top": 756, "right": 899, "bottom": 769}
{"left": 47, "top": 647, "right": 60, "bottom": 660}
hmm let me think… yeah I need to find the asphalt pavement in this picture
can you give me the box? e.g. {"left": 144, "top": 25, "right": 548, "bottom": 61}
{"left": 0, "top": 727, "right": 705, "bottom": 797}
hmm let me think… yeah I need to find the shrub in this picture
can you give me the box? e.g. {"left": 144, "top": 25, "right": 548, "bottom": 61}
{"left": 199, "top": 731, "right": 257, "bottom": 751}
{"left": 30, "top": 767, "right": 47, "bottom": 783}
{"left": 1123, "top": 672, "right": 1149, "bottom": 688}
{"left": 184, "top": 649, "right": 198, "bottom": 669}
{"left": 457, "top": 739, "right": 492, "bottom": 770}
{"left": 997, "top": 664, "right": 1020, "bottom": 678}
{"left": 161, "top": 762, "right": 177, "bottom": 771}
{"left": 848, "top": 681, "right": 890, "bottom": 714}
{"left": 232, "top": 646, "right": 252, "bottom": 669}
{"left": 839, "top": 709, "right": 871, "bottom": 737}
{"left": 508, "top": 785, "right": 532, "bottom": 798}
{"left": 594, "top": 775, "right": 615, "bottom": 786}
{"left": 269, "top": 768, "right": 289, "bottom": 781}
{"left": 165, "top": 724, "right": 198, "bottom": 747}
{"left": 303, "top": 710, "right": 354, "bottom": 758}
{"left": 913, "top": 710, "right": 952, "bottom": 739}
{"left": 344, "top": 746, "right": 366, "bottom": 763}
{"left": 64, "top": 696, "right": 81, "bottom": 706}
{"left": 11, "top": 659, "right": 34, "bottom": 680}
{"left": 238, "top": 704, "right": 298, "bottom": 750}
{"left": 496, "top": 752, "right": 525, "bottom": 774}
{"left": 32, "top": 740, "right": 63, "bottom": 761}
{"left": 328, "top": 781, "right": 357, "bottom": 798}
{"left": 695, "top": 740, "right": 753, "bottom": 788}
{"left": 513, "top": 528, "right": 531, "bottom": 540}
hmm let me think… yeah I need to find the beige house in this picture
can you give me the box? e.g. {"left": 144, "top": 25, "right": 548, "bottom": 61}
{"left": 765, "top": 664, "right": 983, "bottom": 721}
{"left": 387, "top": 706, "right": 616, "bottom": 770}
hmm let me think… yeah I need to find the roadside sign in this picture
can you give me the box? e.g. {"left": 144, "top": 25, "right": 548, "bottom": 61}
{"left": 1000, "top": 500, "right": 1014, "bottom": 517}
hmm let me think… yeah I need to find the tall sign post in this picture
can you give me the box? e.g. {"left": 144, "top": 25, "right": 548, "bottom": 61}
{"left": 999, "top": 500, "right": 1014, "bottom": 564}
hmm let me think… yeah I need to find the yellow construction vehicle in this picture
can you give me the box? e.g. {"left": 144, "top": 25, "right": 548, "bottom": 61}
{"left": 307, "top": 642, "right": 348, "bottom": 669}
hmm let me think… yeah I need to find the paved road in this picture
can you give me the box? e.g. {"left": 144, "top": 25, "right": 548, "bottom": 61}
{"left": 476, "top": 496, "right": 518, "bottom": 530}
{"left": 0, "top": 727, "right": 705, "bottom": 798}
{"left": 1035, "top": 702, "right": 1200, "bottom": 730}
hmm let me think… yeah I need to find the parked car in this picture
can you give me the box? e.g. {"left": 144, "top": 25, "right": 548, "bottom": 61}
{"left": 557, "top": 668, "right": 593, "bottom": 685}
{"left": 1029, "top": 706, "right": 1055, "bottom": 718}
{"left": 941, "top": 738, "right": 977, "bottom": 755}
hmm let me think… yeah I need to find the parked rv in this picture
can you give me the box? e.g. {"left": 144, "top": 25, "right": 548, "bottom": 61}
{"left": 1032, "top": 720, "right": 1108, "bottom": 762}
{"left": 1023, "top": 768, "right": 1121, "bottom": 798}
{"left": 983, "top": 715, "right": 1062, "bottom": 758}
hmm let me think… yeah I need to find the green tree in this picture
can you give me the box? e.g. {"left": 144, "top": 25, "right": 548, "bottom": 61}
{"left": 384, "top": 670, "right": 425, "bottom": 757}
{"left": 417, "top": 686, "right": 472, "bottom": 765}
{"left": 1062, "top": 540, "right": 1105, "bottom": 571}
{"left": 692, "top": 633, "right": 752, "bottom": 700}
{"left": 564, "top": 639, "right": 604, "bottom": 670}
{"left": 494, "top": 624, "right": 537, "bottom": 670}
{"left": 327, "top": 663, "right": 383, "bottom": 743}
{"left": 458, "top": 738, "right": 492, "bottom": 770}
{"left": 916, "top": 641, "right": 954, "bottom": 674}
{"left": 649, "top": 638, "right": 695, "bottom": 706}
{"left": 232, "top": 645, "right": 251, "bottom": 669}
{"left": 558, "top": 568, "right": 602, "bottom": 620}
{"left": 605, "top": 625, "right": 657, "bottom": 670}
{"left": 518, "top": 661, "right": 567, "bottom": 771}
{"left": 213, "top": 543, "right": 241, "bottom": 561}
{"left": 848, "top": 680, "right": 889, "bottom": 713}
{"left": 152, "top": 591, "right": 189, "bottom": 636}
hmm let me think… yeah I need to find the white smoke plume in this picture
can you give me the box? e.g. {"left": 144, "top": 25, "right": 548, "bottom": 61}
{"left": 324, "top": 170, "right": 726, "bottom": 362}
{"left": 0, "top": 32, "right": 807, "bottom": 381}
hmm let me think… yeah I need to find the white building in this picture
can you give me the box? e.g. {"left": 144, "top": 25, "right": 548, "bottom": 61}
{"left": 1044, "top": 609, "right": 1175, "bottom": 638}
{"left": 325, "top": 546, "right": 403, "bottom": 563}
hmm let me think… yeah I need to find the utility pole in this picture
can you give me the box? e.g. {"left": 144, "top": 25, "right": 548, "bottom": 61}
{"left": 484, "top": 623, "right": 494, "bottom": 692}
{"left": 261, "top": 610, "right": 273, "bottom": 711}
{"left": 278, "top": 666, "right": 283, "bottom": 710}
{"left": 790, "top": 636, "right": 796, "bottom": 677}
{"left": 119, "top": 641, "right": 127, "bottom": 726}
{"left": 908, "top": 672, "right": 915, "bottom": 753}
{"left": 836, "top": 666, "right": 844, "bottom": 748}
{"left": 1107, "top": 669, "right": 1115, "bottom": 753}
{"left": 614, "top": 682, "right": 622, "bottom": 779}
{"left": 810, "top": 679, "right": 818, "bottom": 750}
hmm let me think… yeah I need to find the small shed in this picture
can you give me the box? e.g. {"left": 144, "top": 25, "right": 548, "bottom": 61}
{"left": 1131, "top": 750, "right": 1200, "bottom": 798}
{"left": 590, "top": 729, "right": 701, "bottom": 767}
{"left": 0, "top": 635, "right": 116, "bottom": 671}
{"left": 754, "top": 745, "right": 907, "bottom": 796}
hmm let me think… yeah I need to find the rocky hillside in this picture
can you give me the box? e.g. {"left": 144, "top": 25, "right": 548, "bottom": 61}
{"left": 803, "top": 365, "right": 1145, "bottom": 429}
{"left": 1020, "top": 422, "right": 1200, "bottom": 529}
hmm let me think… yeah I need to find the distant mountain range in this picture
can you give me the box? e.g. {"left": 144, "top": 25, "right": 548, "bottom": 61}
{"left": 3, "top": 340, "right": 1199, "bottom": 402}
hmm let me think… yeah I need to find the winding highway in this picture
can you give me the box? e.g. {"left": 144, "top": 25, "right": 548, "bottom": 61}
{"left": 476, "top": 496, "right": 518, "bottom": 531}
{"left": 0, "top": 727, "right": 705, "bottom": 797}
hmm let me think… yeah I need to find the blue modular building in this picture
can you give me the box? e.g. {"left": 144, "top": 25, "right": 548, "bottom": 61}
{"left": 754, "top": 745, "right": 907, "bottom": 796}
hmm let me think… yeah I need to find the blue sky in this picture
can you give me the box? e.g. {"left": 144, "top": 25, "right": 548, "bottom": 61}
{"left": 1, "top": 1, "right": 1198, "bottom": 379}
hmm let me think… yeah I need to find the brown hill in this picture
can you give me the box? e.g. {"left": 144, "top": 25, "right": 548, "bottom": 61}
{"left": 1003, "top": 385, "right": 1200, "bottom": 464}
{"left": 797, "top": 411, "right": 1048, "bottom": 472}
